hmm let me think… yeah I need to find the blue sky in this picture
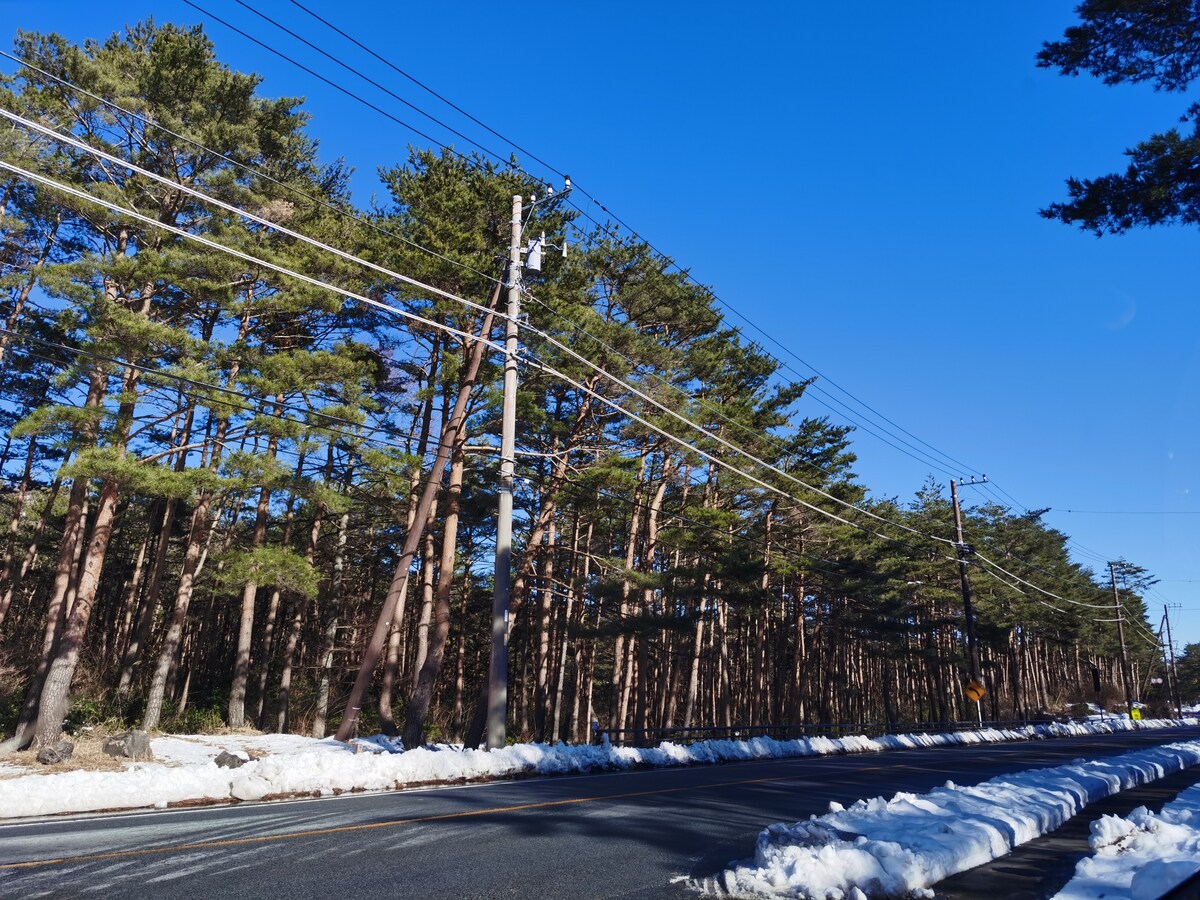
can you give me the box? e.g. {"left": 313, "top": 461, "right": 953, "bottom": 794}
{"left": 5, "top": 2, "right": 1200, "bottom": 650}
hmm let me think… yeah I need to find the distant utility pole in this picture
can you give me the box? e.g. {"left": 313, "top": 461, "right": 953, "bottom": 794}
{"left": 950, "top": 477, "right": 985, "bottom": 722}
{"left": 486, "top": 193, "right": 523, "bottom": 751}
{"left": 1164, "top": 604, "right": 1183, "bottom": 718}
{"left": 1109, "top": 562, "right": 1135, "bottom": 718}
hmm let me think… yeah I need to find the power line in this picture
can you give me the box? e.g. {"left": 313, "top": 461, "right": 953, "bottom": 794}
{"left": 224, "top": 0, "right": 521, "bottom": 175}
{"left": 973, "top": 550, "right": 1114, "bottom": 610}
{"left": 0, "top": 142, "right": 508, "bottom": 352}
{"left": 4, "top": 111, "right": 952, "bottom": 553}
{"left": 180, "top": 0, "right": 507, "bottom": 182}
{"left": 2, "top": 165, "right": 1158, "bottom": 649}
{"left": 0, "top": 158, "right": 959, "bottom": 565}
{"left": 1053, "top": 508, "right": 1200, "bottom": 515}
{"left": 0, "top": 67, "right": 857, "bottom": 514}
{"left": 2, "top": 116, "right": 1138, "bottom": 622}
{"left": 0, "top": 48, "right": 502, "bottom": 289}
{"left": 284, "top": 0, "right": 567, "bottom": 181}
{"left": 174, "top": 5, "right": 985, "bottom": 483}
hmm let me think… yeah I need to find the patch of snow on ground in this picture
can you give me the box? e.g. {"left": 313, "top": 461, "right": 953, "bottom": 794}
{"left": 719, "top": 739, "right": 1200, "bottom": 899}
{"left": 1053, "top": 782, "right": 1200, "bottom": 900}
{"left": 0, "top": 718, "right": 1191, "bottom": 820}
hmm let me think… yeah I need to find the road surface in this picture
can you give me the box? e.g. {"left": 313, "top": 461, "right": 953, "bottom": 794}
{"left": 3, "top": 726, "right": 1198, "bottom": 898}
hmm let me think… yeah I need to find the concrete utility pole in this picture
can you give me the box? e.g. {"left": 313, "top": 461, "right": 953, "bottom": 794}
{"left": 1164, "top": 604, "right": 1183, "bottom": 718}
{"left": 1109, "top": 562, "right": 1135, "bottom": 718}
{"left": 950, "top": 478, "right": 984, "bottom": 723}
{"left": 486, "top": 194, "right": 523, "bottom": 750}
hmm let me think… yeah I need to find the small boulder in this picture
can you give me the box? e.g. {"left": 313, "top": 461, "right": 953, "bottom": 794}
{"left": 214, "top": 750, "right": 248, "bottom": 769}
{"left": 36, "top": 740, "right": 74, "bottom": 765}
{"left": 102, "top": 730, "right": 154, "bottom": 761}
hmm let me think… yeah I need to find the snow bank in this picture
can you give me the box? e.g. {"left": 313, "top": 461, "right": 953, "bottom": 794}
{"left": 720, "top": 739, "right": 1200, "bottom": 899}
{"left": 1053, "top": 782, "right": 1200, "bottom": 900}
{"left": 0, "top": 718, "right": 1191, "bottom": 820}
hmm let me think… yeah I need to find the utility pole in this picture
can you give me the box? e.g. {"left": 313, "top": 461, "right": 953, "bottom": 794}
{"left": 950, "top": 478, "right": 985, "bottom": 722}
{"left": 1109, "top": 562, "right": 1134, "bottom": 718}
{"left": 486, "top": 193, "right": 522, "bottom": 750}
{"left": 1164, "top": 604, "right": 1183, "bottom": 718}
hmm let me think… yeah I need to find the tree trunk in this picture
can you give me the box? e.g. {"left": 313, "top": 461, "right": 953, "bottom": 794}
{"left": 227, "top": 399, "right": 282, "bottom": 729}
{"left": 0, "top": 433, "right": 43, "bottom": 631}
{"left": 534, "top": 516, "right": 557, "bottom": 741}
{"left": 403, "top": 440, "right": 466, "bottom": 748}
{"left": 312, "top": 507, "right": 351, "bottom": 738}
{"left": 335, "top": 283, "right": 500, "bottom": 742}
{"left": 34, "top": 475, "right": 121, "bottom": 748}
{"left": 274, "top": 449, "right": 335, "bottom": 733}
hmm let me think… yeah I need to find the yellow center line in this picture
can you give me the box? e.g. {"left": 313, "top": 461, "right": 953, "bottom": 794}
{"left": 1, "top": 764, "right": 893, "bottom": 871}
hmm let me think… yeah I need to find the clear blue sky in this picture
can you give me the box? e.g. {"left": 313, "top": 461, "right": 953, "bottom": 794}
{"left": 6, "top": 2, "right": 1200, "bottom": 649}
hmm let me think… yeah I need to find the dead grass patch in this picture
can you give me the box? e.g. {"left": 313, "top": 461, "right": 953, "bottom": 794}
{"left": 0, "top": 724, "right": 182, "bottom": 778}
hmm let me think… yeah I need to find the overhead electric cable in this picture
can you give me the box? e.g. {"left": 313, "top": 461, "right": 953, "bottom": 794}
{"left": 0, "top": 158, "right": 960, "bottom": 563}
{"left": 225, "top": 0, "right": 523, "bottom": 176}
{"left": 0, "top": 49, "right": 501, "bottom": 288}
{"left": 0, "top": 158, "right": 507, "bottom": 357}
{"left": 973, "top": 550, "right": 1113, "bottom": 610}
{"left": 3, "top": 154, "right": 1147, "bottom": 631}
{"left": 285, "top": 0, "right": 567, "bottom": 181}
{"left": 0, "top": 69, "right": 853, "bottom": 497}
{"left": 4, "top": 110, "right": 948, "bottom": 549}
{"left": 174, "top": 7, "right": 980, "bottom": 482}
{"left": 0, "top": 109, "right": 509, "bottom": 326}
{"left": 179, "top": 0, "right": 500, "bottom": 178}
{"left": 5, "top": 105, "right": 1122, "bottom": 606}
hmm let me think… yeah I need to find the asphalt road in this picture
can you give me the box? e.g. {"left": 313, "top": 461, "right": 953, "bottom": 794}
{"left": 3, "top": 726, "right": 1199, "bottom": 899}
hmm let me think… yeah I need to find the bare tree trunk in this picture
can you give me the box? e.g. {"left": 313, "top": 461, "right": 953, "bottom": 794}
{"left": 0, "top": 467, "right": 66, "bottom": 640}
{"left": 227, "top": 399, "right": 282, "bottom": 729}
{"left": 141, "top": 489, "right": 224, "bottom": 730}
{"left": 451, "top": 548, "right": 473, "bottom": 737}
{"left": 0, "top": 434, "right": 42, "bottom": 631}
{"left": 27, "top": 359, "right": 128, "bottom": 749}
{"left": 534, "top": 516, "right": 557, "bottom": 741}
{"left": 312, "top": 507, "right": 351, "bottom": 738}
{"left": 403, "top": 440, "right": 467, "bottom": 748}
{"left": 254, "top": 469, "right": 304, "bottom": 727}
{"left": 336, "top": 284, "right": 500, "bottom": 743}
{"left": 112, "top": 525, "right": 152, "bottom": 671}
{"left": 612, "top": 449, "right": 648, "bottom": 730}
{"left": 0, "top": 212, "right": 59, "bottom": 368}
{"left": 273, "top": 449, "right": 334, "bottom": 732}
{"left": 34, "top": 475, "right": 121, "bottom": 748}
{"left": 410, "top": 501, "right": 440, "bottom": 690}
{"left": 0, "top": 473, "right": 85, "bottom": 753}
{"left": 554, "top": 518, "right": 590, "bottom": 741}
{"left": 378, "top": 338, "right": 440, "bottom": 733}
{"left": 634, "top": 467, "right": 670, "bottom": 738}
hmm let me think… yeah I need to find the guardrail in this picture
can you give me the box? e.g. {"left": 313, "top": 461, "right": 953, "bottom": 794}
{"left": 596, "top": 717, "right": 1081, "bottom": 747}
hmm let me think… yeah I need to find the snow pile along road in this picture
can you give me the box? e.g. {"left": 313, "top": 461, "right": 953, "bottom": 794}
{"left": 0, "top": 717, "right": 1188, "bottom": 820}
{"left": 1053, "top": 782, "right": 1200, "bottom": 900}
{"left": 719, "top": 739, "right": 1200, "bottom": 899}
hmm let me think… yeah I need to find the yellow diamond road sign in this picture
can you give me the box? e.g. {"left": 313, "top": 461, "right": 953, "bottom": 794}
{"left": 964, "top": 680, "right": 986, "bottom": 702}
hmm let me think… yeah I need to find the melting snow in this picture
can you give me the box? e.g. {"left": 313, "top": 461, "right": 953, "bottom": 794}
{"left": 719, "top": 738, "right": 1200, "bottom": 899}
{"left": 0, "top": 717, "right": 1190, "bottom": 824}
{"left": 1053, "top": 781, "right": 1200, "bottom": 899}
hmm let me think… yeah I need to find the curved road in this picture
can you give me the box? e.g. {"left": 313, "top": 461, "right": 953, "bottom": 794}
{"left": 3, "top": 726, "right": 1199, "bottom": 898}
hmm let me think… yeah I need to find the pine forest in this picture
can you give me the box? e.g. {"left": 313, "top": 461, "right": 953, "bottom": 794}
{"left": 0, "top": 22, "right": 1177, "bottom": 755}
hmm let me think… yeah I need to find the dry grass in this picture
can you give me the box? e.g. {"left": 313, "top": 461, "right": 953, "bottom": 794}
{"left": 0, "top": 723, "right": 178, "bottom": 779}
